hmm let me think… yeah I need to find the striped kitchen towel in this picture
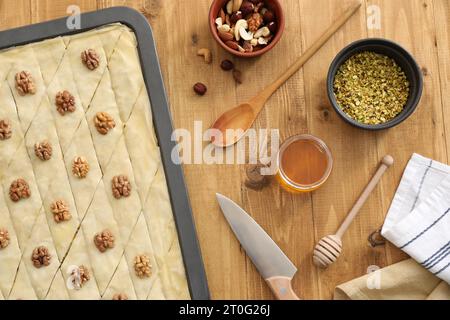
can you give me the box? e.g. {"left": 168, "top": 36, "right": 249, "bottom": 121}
{"left": 382, "top": 153, "right": 450, "bottom": 284}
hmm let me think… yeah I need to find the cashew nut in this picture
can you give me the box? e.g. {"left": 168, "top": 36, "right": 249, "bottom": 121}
{"left": 234, "top": 19, "right": 248, "bottom": 41}
{"left": 218, "top": 24, "right": 231, "bottom": 33}
{"left": 254, "top": 27, "right": 270, "bottom": 39}
{"left": 197, "top": 48, "right": 212, "bottom": 64}
{"left": 239, "top": 28, "right": 253, "bottom": 41}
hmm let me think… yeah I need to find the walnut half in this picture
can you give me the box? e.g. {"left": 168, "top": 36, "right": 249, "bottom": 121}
{"left": 112, "top": 293, "right": 128, "bottom": 300}
{"left": 94, "top": 112, "right": 116, "bottom": 135}
{"left": 71, "top": 265, "right": 90, "bottom": 289}
{"left": 31, "top": 246, "right": 51, "bottom": 268}
{"left": 51, "top": 199, "right": 71, "bottom": 223}
{"left": 0, "top": 228, "right": 10, "bottom": 249}
{"left": 112, "top": 175, "right": 132, "bottom": 199}
{"left": 81, "top": 49, "right": 100, "bottom": 70}
{"left": 9, "top": 179, "right": 31, "bottom": 202}
{"left": 0, "top": 119, "right": 12, "bottom": 140}
{"left": 15, "top": 71, "right": 36, "bottom": 96}
{"left": 134, "top": 254, "right": 152, "bottom": 278}
{"left": 34, "top": 140, "right": 52, "bottom": 161}
{"left": 93, "top": 229, "right": 115, "bottom": 253}
{"left": 72, "top": 156, "right": 89, "bottom": 179}
{"left": 55, "top": 90, "right": 76, "bottom": 115}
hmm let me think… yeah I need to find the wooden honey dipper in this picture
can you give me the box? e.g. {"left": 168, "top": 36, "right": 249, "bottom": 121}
{"left": 313, "top": 155, "right": 394, "bottom": 269}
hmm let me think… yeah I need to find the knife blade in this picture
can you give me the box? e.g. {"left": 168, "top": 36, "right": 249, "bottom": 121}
{"left": 216, "top": 193, "right": 300, "bottom": 300}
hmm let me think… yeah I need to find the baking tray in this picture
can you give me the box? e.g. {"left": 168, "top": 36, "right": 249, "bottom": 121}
{"left": 0, "top": 7, "right": 209, "bottom": 300}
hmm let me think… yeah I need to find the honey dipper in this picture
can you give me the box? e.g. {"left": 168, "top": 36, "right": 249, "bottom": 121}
{"left": 313, "top": 155, "right": 394, "bottom": 269}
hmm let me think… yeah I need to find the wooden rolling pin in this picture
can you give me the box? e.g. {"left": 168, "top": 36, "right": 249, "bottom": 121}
{"left": 313, "top": 155, "right": 394, "bottom": 269}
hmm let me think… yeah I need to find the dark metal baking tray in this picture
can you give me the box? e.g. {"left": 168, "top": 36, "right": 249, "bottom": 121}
{"left": 0, "top": 6, "right": 209, "bottom": 300}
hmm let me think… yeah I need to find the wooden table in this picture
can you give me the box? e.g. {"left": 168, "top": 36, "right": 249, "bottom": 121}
{"left": 1, "top": 0, "right": 449, "bottom": 300}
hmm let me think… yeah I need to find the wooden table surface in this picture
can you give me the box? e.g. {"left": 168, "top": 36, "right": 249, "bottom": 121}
{"left": 1, "top": 0, "right": 449, "bottom": 300}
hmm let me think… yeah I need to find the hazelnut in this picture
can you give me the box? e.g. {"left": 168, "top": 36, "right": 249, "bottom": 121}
{"left": 193, "top": 83, "right": 207, "bottom": 96}
{"left": 230, "top": 11, "right": 243, "bottom": 24}
{"left": 267, "top": 21, "right": 277, "bottom": 34}
{"left": 220, "top": 59, "right": 234, "bottom": 71}
{"left": 232, "top": 69, "right": 243, "bottom": 84}
{"left": 263, "top": 10, "right": 275, "bottom": 23}
{"left": 240, "top": 0, "right": 255, "bottom": 15}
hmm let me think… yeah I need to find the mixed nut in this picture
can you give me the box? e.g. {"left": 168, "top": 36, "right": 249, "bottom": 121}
{"left": 216, "top": 0, "right": 277, "bottom": 53}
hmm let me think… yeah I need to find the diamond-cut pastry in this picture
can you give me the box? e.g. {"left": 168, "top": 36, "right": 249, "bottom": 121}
{"left": 0, "top": 24, "right": 189, "bottom": 300}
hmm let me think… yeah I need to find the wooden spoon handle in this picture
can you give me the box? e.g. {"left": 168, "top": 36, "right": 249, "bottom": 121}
{"left": 336, "top": 155, "right": 394, "bottom": 238}
{"left": 266, "top": 277, "right": 300, "bottom": 300}
{"left": 253, "top": 0, "right": 362, "bottom": 106}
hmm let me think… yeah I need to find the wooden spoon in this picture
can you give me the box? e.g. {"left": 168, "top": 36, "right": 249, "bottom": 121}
{"left": 313, "top": 155, "right": 394, "bottom": 269}
{"left": 210, "top": 0, "right": 362, "bottom": 147}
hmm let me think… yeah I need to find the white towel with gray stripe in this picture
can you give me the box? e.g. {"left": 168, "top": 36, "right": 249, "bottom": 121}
{"left": 382, "top": 153, "right": 450, "bottom": 284}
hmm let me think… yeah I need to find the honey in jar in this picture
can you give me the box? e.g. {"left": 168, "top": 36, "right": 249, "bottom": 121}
{"left": 276, "top": 134, "right": 333, "bottom": 193}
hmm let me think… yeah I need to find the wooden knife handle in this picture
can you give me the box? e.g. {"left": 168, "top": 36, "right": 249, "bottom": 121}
{"left": 266, "top": 277, "right": 300, "bottom": 300}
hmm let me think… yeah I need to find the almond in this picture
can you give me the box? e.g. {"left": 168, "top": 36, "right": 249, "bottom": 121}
{"left": 219, "top": 31, "right": 234, "bottom": 42}
{"left": 225, "top": 41, "right": 239, "bottom": 50}
{"left": 232, "top": 0, "right": 243, "bottom": 12}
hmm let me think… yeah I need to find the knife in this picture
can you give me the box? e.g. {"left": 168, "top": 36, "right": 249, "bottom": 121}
{"left": 216, "top": 193, "right": 300, "bottom": 300}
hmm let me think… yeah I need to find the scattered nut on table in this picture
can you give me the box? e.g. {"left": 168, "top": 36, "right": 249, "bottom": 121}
{"left": 232, "top": 69, "right": 243, "bottom": 84}
{"left": 193, "top": 82, "right": 207, "bottom": 96}
{"left": 220, "top": 59, "right": 234, "bottom": 71}
{"left": 197, "top": 48, "right": 212, "bottom": 64}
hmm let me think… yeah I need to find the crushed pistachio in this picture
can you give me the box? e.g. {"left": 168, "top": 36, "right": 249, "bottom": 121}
{"left": 333, "top": 51, "right": 410, "bottom": 125}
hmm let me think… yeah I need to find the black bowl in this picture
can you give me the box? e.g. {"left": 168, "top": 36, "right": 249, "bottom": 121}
{"left": 327, "top": 38, "right": 423, "bottom": 130}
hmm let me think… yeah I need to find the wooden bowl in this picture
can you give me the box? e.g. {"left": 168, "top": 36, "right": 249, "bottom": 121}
{"left": 209, "top": 0, "right": 285, "bottom": 58}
